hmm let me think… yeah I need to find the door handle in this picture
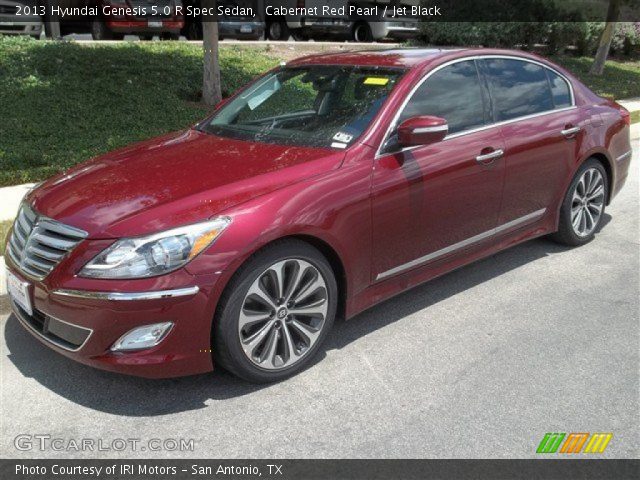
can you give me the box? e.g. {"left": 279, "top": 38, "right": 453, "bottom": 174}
{"left": 561, "top": 126, "right": 581, "bottom": 137}
{"left": 475, "top": 149, "right": 504, "bottom": 164}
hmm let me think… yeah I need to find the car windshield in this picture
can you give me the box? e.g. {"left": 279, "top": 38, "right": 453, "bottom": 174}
{"left": 200, "top": 65, "right": 404, "bottom": 149}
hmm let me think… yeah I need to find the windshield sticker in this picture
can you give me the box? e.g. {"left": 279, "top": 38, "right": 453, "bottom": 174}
{"left": 363, "top": 77, "right": 390, "bottom": 86}
{"left": 333, "top": 132, "right": 353, "bottom": 143}
{"left": 331, "top": 142, "right": 348, "bottom": 149}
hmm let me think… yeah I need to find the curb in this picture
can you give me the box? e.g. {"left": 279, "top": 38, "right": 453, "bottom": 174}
{"left": 0, "top": 256, "right": 6, "bottom": 296}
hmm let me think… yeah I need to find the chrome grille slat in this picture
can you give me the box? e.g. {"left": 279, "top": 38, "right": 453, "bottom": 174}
{"left": 28, "top": 244, "right": 64, "bottom": 262}
{"left": 8, "top": 204, "right": 87, "bottom": 280}
{"left": 32, "top": 230, "right": 78, "bottom": 250}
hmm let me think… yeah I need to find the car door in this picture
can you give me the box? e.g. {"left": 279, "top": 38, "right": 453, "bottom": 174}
{"left": 480, "top": 57, "right": 585, "bottom": 225}
{"left": 371, "top": 59, "right": 506, "bottom": 281}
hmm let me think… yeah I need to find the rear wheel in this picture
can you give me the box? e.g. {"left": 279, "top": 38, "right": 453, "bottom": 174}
{"left": 352, "top": 22, "right": 373, "bottom": 42}
{"left": 214, "top": 240, "right": 337, "bottom": 383}
{"left": 550, "top": 158, "right": 608, "bottom": 246}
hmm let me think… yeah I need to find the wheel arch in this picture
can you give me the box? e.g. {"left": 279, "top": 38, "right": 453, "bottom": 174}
{"left": 209, "top": 232, "right": 349, "bottom": 343}
{"left": 575, "top": 149, "right": 614, "bottom": 205}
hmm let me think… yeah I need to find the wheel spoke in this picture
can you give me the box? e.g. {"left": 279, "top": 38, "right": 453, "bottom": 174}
{"left": 584, "top": 207, "right": 595, "bottom": 231}
{"left": 258, "top": 327, "right": 280, "bottom": 366}
{"left": 239, "top": 309, "right": 271, "bottom": 331}
{"left": 290, "top": 297, "right": 327, "bottom": 317}
{"left": 281, "top": 322, "right": 299, "bottom": 366}
{"left": 289, "top": 318, "right": 321, "bottom": 346}
{"left": 587, "top": 185, "right": 604, "bottom": 201}
{"left": 246, "top": 282, "right": 277, "bottom": 310}
{"left": 572, "top": 209, "right": 583, "bottom": 231}
{"left": 292, "top": 271, "right": 325, "bottom": 305}
{"left": 587, "top": 202, "right": 602, "bottom": 215}
{"left": 241, "top": 319, "right": 276, "bottom": 358}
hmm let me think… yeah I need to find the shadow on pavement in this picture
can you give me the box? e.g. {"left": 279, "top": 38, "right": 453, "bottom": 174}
{"left": 3, "top": 230, "right": 600, "bottom": 417}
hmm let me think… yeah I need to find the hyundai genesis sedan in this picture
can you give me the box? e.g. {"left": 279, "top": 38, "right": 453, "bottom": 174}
{"left": 5, "top": 48, "right": 632, "bottom": 382}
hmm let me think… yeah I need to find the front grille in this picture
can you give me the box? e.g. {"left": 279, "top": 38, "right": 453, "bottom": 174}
{"left": 8, "top": 204, "right": 88, "bottom": 280}
{"left": 12, "top": 300, "right": 92, "bottom": 351}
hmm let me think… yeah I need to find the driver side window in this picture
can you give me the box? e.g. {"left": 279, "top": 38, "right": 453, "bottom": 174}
{"left": 397, "top": 60, "right": 488, "bottom": 135}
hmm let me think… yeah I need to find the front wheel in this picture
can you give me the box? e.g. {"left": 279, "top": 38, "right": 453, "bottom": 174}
{"left": 213, "top": 240, "right": 337, "bottom": 383}
{"left": 550, "top": 158, "right": 608, "bottom": 246}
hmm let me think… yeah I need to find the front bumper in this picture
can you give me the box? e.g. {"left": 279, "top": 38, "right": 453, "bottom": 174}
{"left": 6, "top": 261, "right": 219, "bottom": 378}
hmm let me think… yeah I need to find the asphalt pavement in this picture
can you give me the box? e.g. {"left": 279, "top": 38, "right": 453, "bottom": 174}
{"left": 1, "top": 146, "right": 638, "bottom": 459}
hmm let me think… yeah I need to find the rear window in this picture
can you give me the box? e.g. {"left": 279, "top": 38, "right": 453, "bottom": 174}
{"left": 482, "top": 58, "right": 554, "bottom": 121}
{"left": 546, "top": 70, "right": 572, "bottom": 109}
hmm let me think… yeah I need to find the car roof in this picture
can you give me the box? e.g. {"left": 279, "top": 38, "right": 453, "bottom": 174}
{"left": 286, "top": 48, "right": 559, "bottom": 72}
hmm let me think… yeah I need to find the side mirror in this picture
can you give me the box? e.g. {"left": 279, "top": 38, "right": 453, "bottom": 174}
{"left": 397, "top": 116, "right": 448, "bottom": 147}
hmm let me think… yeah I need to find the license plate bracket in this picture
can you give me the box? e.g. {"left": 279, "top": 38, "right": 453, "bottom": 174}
{"left": 7, "top": 269, "right": 33, "bottom": 316}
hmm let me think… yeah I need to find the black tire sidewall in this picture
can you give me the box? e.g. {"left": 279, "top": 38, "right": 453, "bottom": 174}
{"left": 214, "top": 241, "right": 337, "bottom": 383}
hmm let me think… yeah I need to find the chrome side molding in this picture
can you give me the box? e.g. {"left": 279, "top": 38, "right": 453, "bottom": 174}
{"left": 376, "top": 209, "right": 547, "bottom": 281}
{"left": 52, "top": 286, "right": 200, "bottom": 301}
{"left": 616, "top": 150, "right": 632, "bottom": 162}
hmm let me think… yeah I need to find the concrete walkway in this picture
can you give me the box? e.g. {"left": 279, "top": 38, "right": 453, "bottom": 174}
{"left": 619, "top": 97, "right": 640, "bottom": 112}
{"left": 0, "top": 183, "right": 35, "bottom": 222}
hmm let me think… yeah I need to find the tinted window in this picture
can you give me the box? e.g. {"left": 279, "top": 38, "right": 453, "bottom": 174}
{"left": 398, "top": 60, "right": 487, "bottom": 135}
{"left": 483, "top": 59, "right": 554, "bottom": 121}
{"left": 547, "top": 70, "right": 572, "bottom": 108}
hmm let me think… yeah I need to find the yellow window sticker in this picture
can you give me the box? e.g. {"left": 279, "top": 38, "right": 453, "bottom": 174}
{"left": 363, "top": 77, "right": 389, "bottom": 86}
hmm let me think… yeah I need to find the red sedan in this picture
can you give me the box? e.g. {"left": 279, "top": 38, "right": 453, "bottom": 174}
{"left": 5, "top": 48, "right": 633, "bottom": 382}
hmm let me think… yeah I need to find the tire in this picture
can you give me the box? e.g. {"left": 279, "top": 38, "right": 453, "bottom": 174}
{"left": 352, "top": 22, "right": 373, "bottom": 42}
{"left": 550, "top": 158, "right": 608, "bottom": 246}
{"left": 267, "top": 20, "right": 289, "bottom": 41}
{"left": 213, "top": 240, "right": 338, "bottom": 383}
{"left": 291, "top": 30, "right": 308, "bottom": 41}
{"left": 139, "top": 35, "right": 153, "bottom": 41}
{"left": 91, "top": 20, "right": 113, "bottom": 40}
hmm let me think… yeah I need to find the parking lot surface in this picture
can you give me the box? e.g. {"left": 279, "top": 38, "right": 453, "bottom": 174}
{"left": 1, "top": 148, "right": 638, "bottom": 459}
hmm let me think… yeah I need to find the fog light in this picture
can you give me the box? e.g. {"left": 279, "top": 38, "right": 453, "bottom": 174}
{"left": 111, "top": 322, "right": 174, "bottom": 352}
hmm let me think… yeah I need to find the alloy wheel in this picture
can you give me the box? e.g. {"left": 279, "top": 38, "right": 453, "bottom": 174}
{"left": 571, "top": 167, "right": 605, "bottom": 237}
{"left": 238, "top": 259, "right": 329, "bottom": 370}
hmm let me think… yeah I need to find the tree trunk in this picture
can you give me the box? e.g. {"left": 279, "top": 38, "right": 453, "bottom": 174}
{"left": 202, "top": 0, "right": 221, "bottom": 106}
{"left": 589, "top": 0, "right": 622, "bottom": 75}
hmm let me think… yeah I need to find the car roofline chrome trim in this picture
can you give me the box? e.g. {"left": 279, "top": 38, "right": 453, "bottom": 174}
{"left": 375, "top": 209, "right": 547, "bottom": 281}
{"left": 10, "top": 299, "right": 93, "bottom": 352}
{"left": 51, "top": 286, "right": 200, "bottom": 301}
{"left": 375, "top": 54, "right": 576, "bottom": 159}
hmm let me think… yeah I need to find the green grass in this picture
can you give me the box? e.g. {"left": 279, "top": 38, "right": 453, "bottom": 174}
{"left": 0, "top": 36, "right": 638, "bottom": 187}
{"left": 0, "top": 36, "right": 278, "bottom": 187}
{"left": 550, "top": 56, "right": 640, "bottom": 100}
{"left": 0, "top": 220, "right": 12, "bottom": 256}
{"left": 631, "top": 110, "right": 640, "bottom": 124}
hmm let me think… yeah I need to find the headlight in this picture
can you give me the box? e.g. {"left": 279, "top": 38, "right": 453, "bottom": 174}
{"left": 79, "top": 217, "right": 231, "bottom": 279}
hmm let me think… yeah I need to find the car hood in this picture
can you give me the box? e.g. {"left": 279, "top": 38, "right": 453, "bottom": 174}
{"left": 28, "top": 129, "right": 345, "bottom": 238}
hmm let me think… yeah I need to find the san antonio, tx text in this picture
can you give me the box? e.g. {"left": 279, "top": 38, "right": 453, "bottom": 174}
{"left": 16, "top": 463, "right": 283, "bottom": 476}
